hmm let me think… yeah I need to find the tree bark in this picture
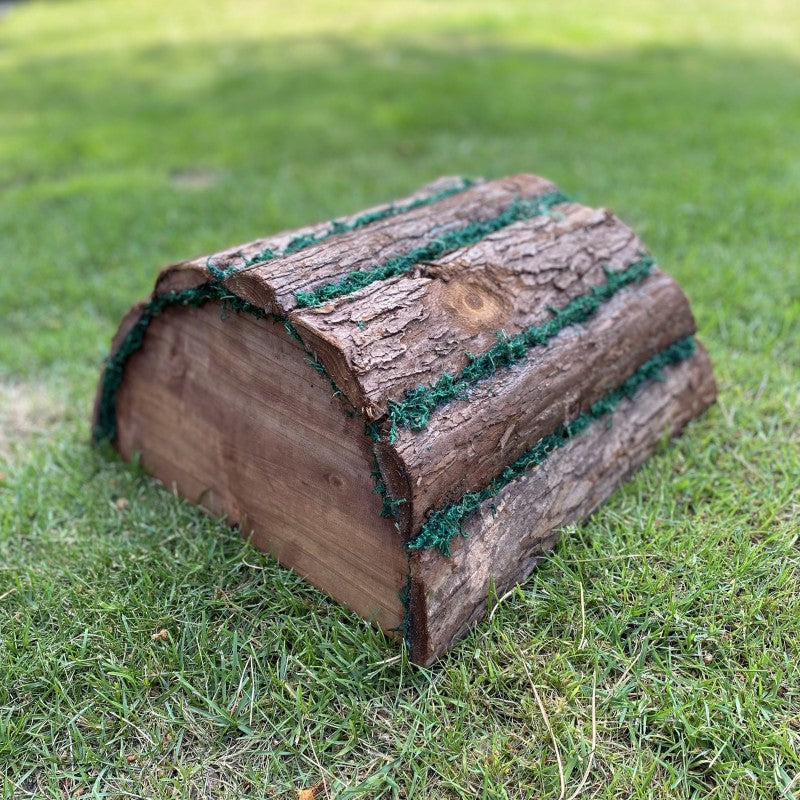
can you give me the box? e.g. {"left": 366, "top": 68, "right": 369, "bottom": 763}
{"left": 153, "top": 175, "right": 557, "bottom": 316}
{"left": 230, "top": 174, "right": 556, "bottom": 314}
{"left": 153, "top": 176, "right": 480, "bottom": 296}
{"left": 291, "top": 204, "right": 644, "bottom": 418}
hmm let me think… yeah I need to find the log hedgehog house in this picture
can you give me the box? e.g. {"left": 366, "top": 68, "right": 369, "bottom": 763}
{"left": 94, "top": 175, "right": 717, "bottom": 664}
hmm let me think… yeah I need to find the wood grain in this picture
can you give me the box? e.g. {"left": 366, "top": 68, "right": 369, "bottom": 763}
{"left": 114, "top": 302, "right": 408, "bottom": 632}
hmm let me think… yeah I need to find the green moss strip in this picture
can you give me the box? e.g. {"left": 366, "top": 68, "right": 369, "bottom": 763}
{"left": 386, "top": 255, "right": 655, "bottom": 440}
{"left": 366, "top": 422, "right": 407, "bottom": 519}
{"left": 293, "top": 191, "right": 569, "bottom": 308}
{"left": 405, "top": 336, "right": 698, "bottom": 556}
{"left": 207, "top": 177, "right": 476, "bottom": 280}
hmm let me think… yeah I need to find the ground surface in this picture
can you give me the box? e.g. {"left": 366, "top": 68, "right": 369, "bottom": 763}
{"left": 0, "top": 1, "right": 798, "bottom": 798}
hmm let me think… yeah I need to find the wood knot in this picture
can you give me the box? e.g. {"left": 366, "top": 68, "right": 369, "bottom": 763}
{"left": 326, "top": 472, "right": 344, "bottom": 490}
{"left": 431, "top": 261, "right": 511, "bottom": 334}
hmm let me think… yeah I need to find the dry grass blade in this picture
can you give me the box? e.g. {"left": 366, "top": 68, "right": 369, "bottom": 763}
{"left": 565, "top": 671, "right": 597, "bottom": 800}
{"left": 521, "top": 653, "right": 566, "bottom": 800}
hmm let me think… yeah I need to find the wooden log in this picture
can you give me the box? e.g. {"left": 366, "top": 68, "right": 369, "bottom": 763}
{"left": 156, "top": 174, "right": 557, "bottom": 314}
{"left": 154, "top": 176, "right": 480, "bottom": 296}
{"left": 95, "top": 173, "right": 717, "bottom": 665}
{"left": 407, "top": 345, "right": 717, "bottom": 665}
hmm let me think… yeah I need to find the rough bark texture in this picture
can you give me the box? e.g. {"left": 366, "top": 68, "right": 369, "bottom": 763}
{"left": 376, "top": 269, "right": 697, "bottom": 537}
{"left": 154, "top": 175, "right": 555, "bottom": 315}
{"left": 291, "top": 204, "right": 643, "bottom": 418}
{"left": 408, "top": 345, "right": 717, "bottom": 665}
{"left": 230, "top": 174, "right": 555, "bottom": 314}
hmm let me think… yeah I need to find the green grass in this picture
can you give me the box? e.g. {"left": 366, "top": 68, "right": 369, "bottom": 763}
{"left": 1, "top": 0, "right": 798, "bottom": 797}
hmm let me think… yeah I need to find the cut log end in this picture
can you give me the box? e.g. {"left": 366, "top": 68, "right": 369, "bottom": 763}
{"left": 113, "top": 301, "right": 409, "bottom": 633}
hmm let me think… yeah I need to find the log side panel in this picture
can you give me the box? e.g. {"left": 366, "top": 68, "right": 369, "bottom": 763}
{"left": 409, "top": 345, "right": 717, "bottom": 665}
{"left": 290, "top": 205, "right": 644, "bottom": 418}
{"left": 114, "top": 303, "right": 408, "bottom": 632}
{"left": 376, "top": 269, "right": 697, "bottom": 537}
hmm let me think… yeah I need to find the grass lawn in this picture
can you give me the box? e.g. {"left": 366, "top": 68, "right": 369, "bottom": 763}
{"left": 1, "top": 0, "right": 798, "bottom": 797}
